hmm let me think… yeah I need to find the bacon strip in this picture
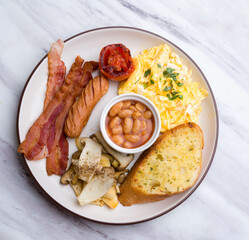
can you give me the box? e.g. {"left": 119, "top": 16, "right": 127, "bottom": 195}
{"left": 44, "top": 39, "right": 66, "bottom": 110}
{"left": 45, "top": 70, "right": 94, "bottom": 175}
{"left": 18, "top": 57, "right": 97, "bottom": 175}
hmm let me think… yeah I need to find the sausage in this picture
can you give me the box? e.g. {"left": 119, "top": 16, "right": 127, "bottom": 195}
{"left": 64, "top": 75, "right": 109, "bottom": 138}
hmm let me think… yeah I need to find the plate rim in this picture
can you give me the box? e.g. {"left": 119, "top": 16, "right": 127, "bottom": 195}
{"left": 16, "top": 26, "right": 219, "bottom": 225}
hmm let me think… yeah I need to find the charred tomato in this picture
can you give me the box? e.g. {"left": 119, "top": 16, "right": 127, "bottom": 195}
{"left": 99, "top": 43, "right": 135, "bottom": 81}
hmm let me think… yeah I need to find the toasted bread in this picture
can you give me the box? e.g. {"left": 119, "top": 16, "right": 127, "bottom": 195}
{"left": 118, "top": 122, "right": 204, "bottom": 206}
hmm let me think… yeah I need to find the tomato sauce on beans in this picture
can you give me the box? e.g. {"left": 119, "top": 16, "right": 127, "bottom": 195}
{"left": 106, "top": 100, "right": 155, "bottom": 149}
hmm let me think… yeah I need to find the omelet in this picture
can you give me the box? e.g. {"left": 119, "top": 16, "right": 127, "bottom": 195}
{"left": 118, "top": 44, "right": 208, "bottom": 132}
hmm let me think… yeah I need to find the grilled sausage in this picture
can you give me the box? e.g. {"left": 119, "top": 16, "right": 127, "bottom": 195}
{"left": 64, "top": 75, "right": 109, "bottom": 138}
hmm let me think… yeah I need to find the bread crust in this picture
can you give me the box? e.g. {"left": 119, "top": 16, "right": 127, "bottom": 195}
{"left": 118, "top": 122, "right": 204, "bottom": 206}
{"left": 64, "top": 76, "right": 109, "bottom": 138}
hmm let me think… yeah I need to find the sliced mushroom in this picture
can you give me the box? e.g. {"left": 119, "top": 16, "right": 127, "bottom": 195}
{"left": 111, "top": 159, "right": 120, "bottom": 168}
{"left": 89, "top": 134, "right": 108, "bottom": 153}
{"left": 90, "top": 199, "right": 106, "bottom": 207}
{"left": 70, "top": 179, "right": 85, "bottom": 196}
{"left": 94, "top": 131, "right": 134, "bottom": 170}
{"left": 115, "top": 184, "right": 120, "bottom": 195}
{"left": 75, "top": 138, "right": 103, "bottom": 182}
{"left": 100, "top": 153, "right": 113, "bottom": 167}
{"left": 72, "top": 150, "right": 81, "bottom": 159}
{"left": 77, "top": 167, "right": 115, "bottom": 206}
{"left": 114, "top": 169, "right": 129, "bottom": 179}
{"left": 89, "top": 134, "right": 100, "bottom": 143}
{"left": 117, "top": 173, "right": 126, "bottom": 184}
{"left": 75, "top": 137, "right": 86, "bottom": 151}
{"left": 71, "top": 158, "right": 79, "bottom": 166}
{"left": 71, "top": 173, "right": 79, "bottom": 185}
{"left": 60, "top": 163, "right": 76, "bottom": 185}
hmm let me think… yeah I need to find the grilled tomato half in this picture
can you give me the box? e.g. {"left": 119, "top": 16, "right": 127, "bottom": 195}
{"left": 99, "top": 43, "right": 135, "bottom": 81}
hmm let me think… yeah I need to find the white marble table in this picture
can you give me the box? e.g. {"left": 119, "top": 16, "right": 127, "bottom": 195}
{"left": 1, "top": 0, "right": 249, "bottom": 239}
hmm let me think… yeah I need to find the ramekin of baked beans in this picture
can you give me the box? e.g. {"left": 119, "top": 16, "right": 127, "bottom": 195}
{"left": 100, "top": 93, "right": 161, "bottom": 154}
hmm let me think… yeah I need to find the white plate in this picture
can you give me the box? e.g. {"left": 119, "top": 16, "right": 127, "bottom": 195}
{"left": 17, "top": 27, "right": 219, "bottom": 224}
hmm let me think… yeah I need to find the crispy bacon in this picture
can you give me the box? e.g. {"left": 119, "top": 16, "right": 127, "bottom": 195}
{"left": 18, "top": 57, "right": 98, "bottom": 175}
{"left": 45, "top": 71, "right": 93, "bottom": 175}
{"left": 44, "top": 39, "right": 66, "bottom": 110}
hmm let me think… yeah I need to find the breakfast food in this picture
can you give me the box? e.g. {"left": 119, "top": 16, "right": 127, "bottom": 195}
{"left": 94, "top": 131, "right": 134, "bottom": 170}
{"left": 106, "top": 100, "right": 155, "bottom": 148}
{"left": 19, "top": 39, "right": 209, "bottom": 212}
{"left": 18, "top": 56, "right": 98, "bottom": 175}
{"left": 44, "top": 39, "right": 66, "bottom": 110}
{"left": 61, "top": 134, "right": 134, "bottom": 208}
{"left": 64, "top": 75, "right": 109, "bottom": 138}
{"left": 118, "top": 122, "right": 204, "bottom": 206}
{"left": 118, "top": 44, "right": 208, "bottom": 132}
{"left": 99, "top": 44, "right": 135, "bottom": 81}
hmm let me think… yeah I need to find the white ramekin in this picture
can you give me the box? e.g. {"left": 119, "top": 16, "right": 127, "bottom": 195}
{"left": 100, "top": 93, "right": 161, "bottom": 154}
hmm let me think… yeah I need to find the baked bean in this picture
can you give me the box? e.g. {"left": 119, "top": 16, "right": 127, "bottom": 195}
{"left": 142, "top": 120, "right": 147, "bottom": 129}
{"left": 124, "top": 134, "right": 140, "bottom": 143}
{"left": 141, "top": 132, "right": 150, "bottom": 142}
{"left": 141, "top": 130, "right": 147, "bottom": 136}
{"left": 135, "top": 102, "right": 146, "bottom": 112}
{"left": 146, "top": 119, "right": 153, "bottom": 130}
{"left": 129, "top": 106, "right": 137, "bottom": 111}
{"left": 132, "top": 119, "right": 141, "bottom": 134}
{"left": 123, "top": 117, "right": 133, "bottom": 134}
{"left": 109, "top": 116, "right": 121, "bottom": 128}
{"left": 112, "top": 125, "right": 123, "bottom": 135}
{"left": 107, "top": 100, "right": 155, "bottom": 149}
{"left": 123, "top": 141, "right": 133, "bottom": 148}
{"left": 132, "top": 111, "right": 142, "bottom": 119}
{"left": 122, "top": 101, "right": 131, "bottom": 109}
{"left": 109, "top": 102, "right": 123, "bottom": 117}
{"left": 112, "top": 135, "right": 124, "bottom": 145}
{"left": 143, "top": 110, "right": 152, "bottom": 119}
{"left": 118, "top": 109, "right": 133, "bottom": 118}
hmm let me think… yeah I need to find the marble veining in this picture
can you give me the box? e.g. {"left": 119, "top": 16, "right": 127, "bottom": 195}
{"left": 0, "top": 0, "right": 249, "bottom": 239}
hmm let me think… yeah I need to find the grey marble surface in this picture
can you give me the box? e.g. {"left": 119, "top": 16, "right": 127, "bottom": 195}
{"left": 1, "top": 0, "right": 249, "bottom": 239}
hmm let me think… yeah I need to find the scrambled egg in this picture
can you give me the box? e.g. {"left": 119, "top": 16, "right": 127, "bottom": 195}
{"left": 118, "top": 44, "right": 208, "bottom": 132}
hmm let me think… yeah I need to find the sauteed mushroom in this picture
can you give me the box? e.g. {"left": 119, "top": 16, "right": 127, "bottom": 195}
{"left": 75, "top": 137, "right": 102, "bottom": 182}
{"left": 60, "top": 163, "right": 77, "bottom": 185}
{"left": 77, "top": 167, "right": 115, "bottom": 206}
{"left": 94, "top": 131, "right": 134, "bottom": 170}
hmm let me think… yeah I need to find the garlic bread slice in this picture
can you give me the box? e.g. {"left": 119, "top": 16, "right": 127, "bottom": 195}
{"left": 119, "top": 122, "right": 204, "bottom": 206}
